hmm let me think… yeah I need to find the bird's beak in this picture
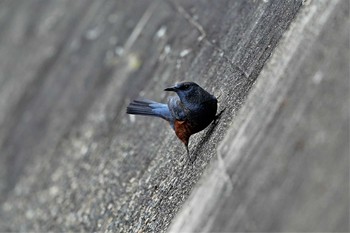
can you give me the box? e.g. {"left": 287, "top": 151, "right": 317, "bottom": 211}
{"left": 164, "top": 86, "right": 177, "bottom": 92}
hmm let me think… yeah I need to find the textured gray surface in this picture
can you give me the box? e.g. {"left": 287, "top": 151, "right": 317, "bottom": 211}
{"left": 0, "top": 0, "right": 347, "bottom": 232}
{"left": 169, "top": 0, "right": 349, "bottom": 232}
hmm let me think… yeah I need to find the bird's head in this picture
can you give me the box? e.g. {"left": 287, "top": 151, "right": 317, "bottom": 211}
{"left": 164, "top": 81, "right": 198, "bottom": 94}
{"left": 164, "top": 82, "right": 209, "bottom": 104}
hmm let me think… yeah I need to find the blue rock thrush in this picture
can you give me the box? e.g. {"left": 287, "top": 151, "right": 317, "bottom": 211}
{"left": 126, "top": 81, "right": 219, "bottom": 162}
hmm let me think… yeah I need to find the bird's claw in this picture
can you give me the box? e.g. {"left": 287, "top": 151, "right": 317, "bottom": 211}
{"left": 185, "top": 146, "right": 195, "bottom": 165}
{"left": 189, "top": 156, "right": 196, "bottom": 164}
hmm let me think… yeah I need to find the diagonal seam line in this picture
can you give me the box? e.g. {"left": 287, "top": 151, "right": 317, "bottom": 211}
{"left": 123, "top": 1, "right": 158, "bottom": 53}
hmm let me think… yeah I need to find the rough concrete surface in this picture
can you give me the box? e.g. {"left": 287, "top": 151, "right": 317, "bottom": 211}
{"left": 0, "top": 0, "right": 347, "bottom": 232}
{"left": 169, "top": 0, "right": 349, "bottom": 232}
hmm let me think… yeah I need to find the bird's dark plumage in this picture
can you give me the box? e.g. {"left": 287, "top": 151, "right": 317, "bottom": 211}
{"left": 126, "top": 81, "right": 218, "bottom": 162}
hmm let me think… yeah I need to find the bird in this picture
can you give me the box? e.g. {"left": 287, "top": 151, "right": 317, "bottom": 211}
{"left": 126, "top": 81, "right": 219, "bottom": 163}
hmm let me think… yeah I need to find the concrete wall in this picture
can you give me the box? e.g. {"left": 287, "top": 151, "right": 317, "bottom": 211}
{"left": 0, "top": 0, "right": 348, "bottom": 232}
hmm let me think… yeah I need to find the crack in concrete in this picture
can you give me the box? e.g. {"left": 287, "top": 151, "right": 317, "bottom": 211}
{"left": 170, "top": 3, "right": 207, "bottom": 42}
{"left": 167, "top": 1, "right": 248, "bottom": 78}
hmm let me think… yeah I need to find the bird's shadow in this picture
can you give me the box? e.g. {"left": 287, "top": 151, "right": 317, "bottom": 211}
{"left": 189, "top": 108, "right": 226, "bottom": 163}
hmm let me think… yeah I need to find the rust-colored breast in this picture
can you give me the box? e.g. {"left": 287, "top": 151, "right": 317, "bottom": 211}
{"left": 174, "top": 120, "right": 192, "bottom": 146}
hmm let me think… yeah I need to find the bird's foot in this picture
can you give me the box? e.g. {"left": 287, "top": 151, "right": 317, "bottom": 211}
{"left": 180, "top": 155, "right": 194, "bottom": 166}
{"left": 187, "top": 155, "right": 193, "bottom": 165}
{"left": 189, "top": 155, "right": 196, "bottom": 164}
{"left": 186, "top": 147, "right": 195, "bottom": 165}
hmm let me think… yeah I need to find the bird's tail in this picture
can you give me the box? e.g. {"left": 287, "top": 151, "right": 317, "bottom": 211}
{"left": 126, "top": 99, "right": 171, "bottom": 120}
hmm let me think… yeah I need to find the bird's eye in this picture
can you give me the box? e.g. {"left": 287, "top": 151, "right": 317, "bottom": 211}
{"left": 178, "top": 83, "right": 191, "bottom": 90}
